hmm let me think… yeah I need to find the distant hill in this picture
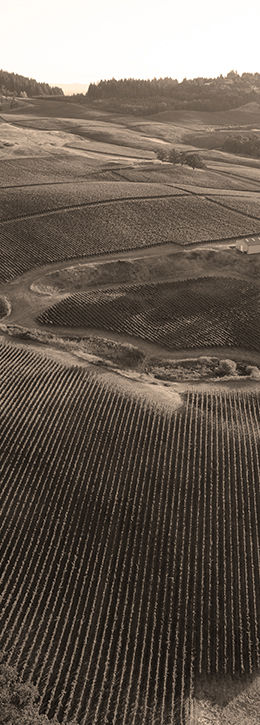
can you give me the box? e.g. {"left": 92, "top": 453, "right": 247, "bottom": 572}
{"left": 0, "top": 69, "right": 63, "bottom": 97}
{"left": 87, "top": 71, "right": 260, "bottom": 115}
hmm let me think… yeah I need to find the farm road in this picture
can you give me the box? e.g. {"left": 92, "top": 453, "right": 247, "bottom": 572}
{"left": 1, "top": 242, "right": 260, "bottom": 389}
{"left": 0, "top": 235, "right": 247, "bottom": 330}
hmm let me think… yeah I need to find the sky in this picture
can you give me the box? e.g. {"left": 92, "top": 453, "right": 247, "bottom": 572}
{"left": 2, "top": 0, "right": 260, "bottom": 87}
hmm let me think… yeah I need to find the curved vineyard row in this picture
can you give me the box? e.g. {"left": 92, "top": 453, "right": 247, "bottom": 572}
{"left": 0, "top": 341, "right": 259, "bottom": 724}
{"left": 38, "top": 276, "right": 260, "bottom": 352}
{"left": 1, "top": 196, "right": 260, "bottom": 283}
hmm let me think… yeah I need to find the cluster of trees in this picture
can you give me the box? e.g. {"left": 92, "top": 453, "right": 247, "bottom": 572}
{"left": 157, "top": 147, "right": 206, "bottom": 169}
{"left": 87, "top": 72, "right": 260, "bottom": 113}
{"left": 223, "top": 133, "right": 260, "bottom": 158}
{"left": 0, "top": 70, "right": 63, "bottom": 97}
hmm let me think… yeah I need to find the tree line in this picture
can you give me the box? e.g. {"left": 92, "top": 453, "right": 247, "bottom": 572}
{"left": 87, "top": 71, "right": 260, "bottom": 113}
{"left": 157, "top": 147, "right": 206, "bottom": 169}
{"left": 0, "top": 69, "right": 63, "bottom": 97}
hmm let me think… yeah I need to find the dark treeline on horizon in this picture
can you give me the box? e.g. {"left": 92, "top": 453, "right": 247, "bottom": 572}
{"left": 87, "top": 71, "right": 260, "bottom": 112}
{"left": 0, "top": 69, "right": 63, "bottom": 98}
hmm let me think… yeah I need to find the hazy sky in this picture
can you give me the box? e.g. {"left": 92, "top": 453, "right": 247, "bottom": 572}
{"left": 2, "top": 0, "right": 259, "bottom": 86}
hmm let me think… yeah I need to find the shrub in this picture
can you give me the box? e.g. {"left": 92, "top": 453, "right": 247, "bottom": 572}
{"left": 183, "top": 153, "right": 206, "bottom": 169}
{"left": 246, "top": 365, "right": 260, "bottom": 379}
{"left": 0, "top": 655, "right": 79, "bottom": 724}
{"left": 217, "top": 359, "right": 238, "bottom": 376}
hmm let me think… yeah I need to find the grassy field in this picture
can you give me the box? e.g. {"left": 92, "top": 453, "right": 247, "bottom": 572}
{"left": 2, "top": 197, "right": 260, "bottom": 284}
{"left": 0, "top": 341, "right": 259, "bottom": 724}
{"left": 2, "top": 113, "right": 160, "bottom": 151}
{"left": 63, "top": 138, "right": 154, "bottom": 159}
{"left": 37, "top": 276, "right": 260, "bottom": 352}
{"left": 147, "top": 101, "right": 260, "bottom": 127}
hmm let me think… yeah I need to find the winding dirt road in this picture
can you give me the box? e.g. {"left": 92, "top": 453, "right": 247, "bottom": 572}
{"left": 1, "top": 242, "right": 260, "bottom": 382}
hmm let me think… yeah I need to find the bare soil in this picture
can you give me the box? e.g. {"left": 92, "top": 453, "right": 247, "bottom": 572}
{"left": 192, "top": 672, "right": 260, "bottom": 725}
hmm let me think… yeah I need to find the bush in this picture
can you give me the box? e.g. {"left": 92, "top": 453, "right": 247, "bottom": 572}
{"left": 217, "top": 359, "right": 238, "bottom": 376}
{"left": 183, "top": 153, "right": 206, "bottom": 169}
{"left": 0, "top": 655, "right": 79, "bottom": 725}
{"left": 168, "top": 148, "right": 182, "bottom": 164}
{"left": 156, "top": 148, "right": 168, "bottom": 161}
{"left": 246, "top": 365, "right": 260, "bottom": 379}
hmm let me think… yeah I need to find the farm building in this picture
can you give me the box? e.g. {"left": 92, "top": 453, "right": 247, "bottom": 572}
{"left": 236, "top": 237, "right": 260, "bottom": 254}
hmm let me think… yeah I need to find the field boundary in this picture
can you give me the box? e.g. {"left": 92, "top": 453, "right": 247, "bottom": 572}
{"left": 167, "top": 182, "right": 260, "bottom": 224}
{"left": 0, "top": 191, "right": 188, "bottom": 225}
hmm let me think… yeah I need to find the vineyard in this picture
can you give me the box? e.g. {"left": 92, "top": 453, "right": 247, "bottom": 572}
{"left": 113, "top": 165, "right": 257, "bottom": 191}
{"left": 38, "top": 276, "right": 260, "bottom": 352}
{"left": 0, "top": 156, "right": 99, "bottom": 188}
{"left": 0, "top": 341, "right": 259, "bottom": 724}
{"left": 211, "top": 195, "right": 260, "bottom": 220}
{"left": 0, "top": 181, "right": 181, "bottom": 222}
{"left": 1, "top": 196, "right": 260, "bottom": 284}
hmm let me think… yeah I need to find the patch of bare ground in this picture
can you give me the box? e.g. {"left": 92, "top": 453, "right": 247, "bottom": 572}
{"left": 29, "top": 247, "right": 260, "bottom": 296}
{"left": 0, "top": 330, "right": 183, "bottom": 412}
{"left": 1, "top": 325, "right": 259, "bottom": 399}
{"left": 191, "top": 672, "right": 260, "bottom": 725}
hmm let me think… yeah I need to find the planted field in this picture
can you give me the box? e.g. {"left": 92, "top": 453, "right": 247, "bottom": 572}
{"left": 0, "top": 156, "right": 99, "bottom": 188}
{"left": 0, "top": 342, "right": 259, "bottom": 724}
{"left": 211, "top": 195, "right": 260, "bottom": 220}
{"left": 0, "top": 181, "right": 183, "bottom": 222}
{"left": 210, "top": 162, "right": 260, "bottom": 184}
{"left": 38, "top": 277, "right": 260, "bottom": 352}
{"left": 1, "top": 197, "right": 260, "bottom": 284}
{"left": 116, "top": 165, "right": 257, "bottom": 190}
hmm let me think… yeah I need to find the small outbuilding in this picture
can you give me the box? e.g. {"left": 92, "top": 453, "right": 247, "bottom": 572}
{"left": 236, "top": 237, "right": 260, "bottom": 254}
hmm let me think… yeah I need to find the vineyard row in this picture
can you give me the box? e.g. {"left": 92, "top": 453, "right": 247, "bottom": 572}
{"left": 0, "top": 342, "right": 259, "bottom": 723}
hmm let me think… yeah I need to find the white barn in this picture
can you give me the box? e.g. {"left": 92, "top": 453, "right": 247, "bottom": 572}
{"left": 236, "top": 237, "right": 260, "bottom": 254}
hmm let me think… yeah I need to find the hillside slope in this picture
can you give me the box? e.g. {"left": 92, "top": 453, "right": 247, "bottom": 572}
{"left": 0, "top": 341, "right": 259, "bottom": 724}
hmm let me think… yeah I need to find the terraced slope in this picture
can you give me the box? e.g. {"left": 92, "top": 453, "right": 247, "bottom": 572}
{"left": 38, "top": 277, "right": 260, "bottom": 352}
{"left": 0, "top": 342, "right": 259, "bottom": 724}
{"left": 1, "top": 197, "right": 260, "bottom": 283}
